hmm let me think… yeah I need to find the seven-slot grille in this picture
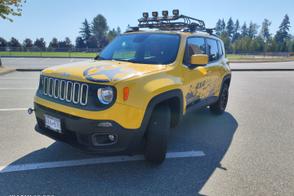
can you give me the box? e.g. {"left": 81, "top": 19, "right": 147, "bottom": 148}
{"left": 42, "top": 76, "right": 89, "bottom": 106}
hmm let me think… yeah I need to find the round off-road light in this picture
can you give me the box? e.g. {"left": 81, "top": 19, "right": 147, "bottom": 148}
{"left": 143, "top": 12, "right": 149, "bottom": 19}
{"left": 173, "top": 9, "right": 179, "bottom": 16}
{"left": 97, "top": 87, "right": 114, "bottom": 104}
{"left": 152, "top": 11, "right": 158, "bottom": 18}
{"left": 162, "top": 10, "right": 168, "bottom": 18}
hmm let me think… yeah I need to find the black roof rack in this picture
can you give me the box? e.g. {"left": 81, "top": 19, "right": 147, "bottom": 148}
{"left": 126, "top": 10, "right": 215, "bottom": 35}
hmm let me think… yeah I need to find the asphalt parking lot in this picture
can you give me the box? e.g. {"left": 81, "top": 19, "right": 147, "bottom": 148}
{"left": 1, "top": 60, "right": 294, "bottom": 195}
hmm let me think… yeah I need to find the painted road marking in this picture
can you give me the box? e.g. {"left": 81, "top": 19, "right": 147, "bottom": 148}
{"left": 0, "top": 78, "right": 38, "bottom": 80}
{"left": 0, "top": 151, "right": 205, "bottom": 173}
{"left": 0, "top": 88, "right": 36, "bottom": 90}
{"left": 0, "top": 108, "right": 28, "bottom": 112}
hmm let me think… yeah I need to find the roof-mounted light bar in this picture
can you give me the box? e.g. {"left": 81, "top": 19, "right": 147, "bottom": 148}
{"left": 136, "top": 9, "right": 210, "bottom": 33}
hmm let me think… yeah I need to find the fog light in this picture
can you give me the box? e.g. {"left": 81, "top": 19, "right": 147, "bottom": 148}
{"left": 108, "top": 134, "right": 115, "bottom": 142}
{"left": 92, "top": 133, "right": 118, "bottom": 146}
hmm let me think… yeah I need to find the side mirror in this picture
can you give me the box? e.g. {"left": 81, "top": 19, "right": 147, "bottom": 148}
{"left": 190, "top": 54, "right": 208, "bottom": 66}
{"left": 94, "top": 53, "right": 100, "bottom": 60}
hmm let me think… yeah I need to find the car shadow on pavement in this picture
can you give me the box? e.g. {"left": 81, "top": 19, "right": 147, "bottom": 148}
{"left": 0, "top": 108, "right": 238, "bottom": 196}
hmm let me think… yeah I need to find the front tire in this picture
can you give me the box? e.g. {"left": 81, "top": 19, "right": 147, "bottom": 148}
{"left": 144, "top": 104, "right": 171, "bottom": 164}
{"left": 210, "top": 82, "right": 229, "bottom": 115}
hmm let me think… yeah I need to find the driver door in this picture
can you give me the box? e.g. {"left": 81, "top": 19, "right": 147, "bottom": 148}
{"left": 182, "top": 37, "right": 213, "bottom": 107}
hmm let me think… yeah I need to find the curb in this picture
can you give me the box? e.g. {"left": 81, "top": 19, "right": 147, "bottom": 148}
{"left": 16, "top": 68, "right": 43, "bottom": 72}
{"left": 231, "top": 69, "right": 294, "bottom": 71}
{"left": 229, "top": 60, "right": 294, "bottom": 63}
{"left": 0, "top": 68, "right": 16, "bottom": 75}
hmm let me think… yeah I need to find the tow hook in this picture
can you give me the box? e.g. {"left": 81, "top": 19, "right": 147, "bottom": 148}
{"left": 27, "top": 107, "right": 35, "bottom": 115}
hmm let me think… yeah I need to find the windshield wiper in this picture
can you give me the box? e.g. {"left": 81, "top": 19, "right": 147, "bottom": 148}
{"left": 112, "top": 59, "right": 139, "bottom": 63}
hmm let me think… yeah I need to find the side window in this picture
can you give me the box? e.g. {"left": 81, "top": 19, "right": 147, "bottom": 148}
{"left": 207, "top": 39, "right": 220, "bottom": 62}
{"left": 217, "top": 41, "right": 224, "bottom": 57}
{"left": 184, "top": 37, "right": 206, "bottom": 65}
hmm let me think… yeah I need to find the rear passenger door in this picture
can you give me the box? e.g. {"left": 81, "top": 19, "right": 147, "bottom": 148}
{"left": 205, "top": 38, "right": 223, "bottom": 97}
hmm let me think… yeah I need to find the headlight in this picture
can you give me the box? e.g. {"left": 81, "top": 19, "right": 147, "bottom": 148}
{"left": 97, "top": 87, "right": 114, "bottom": 104}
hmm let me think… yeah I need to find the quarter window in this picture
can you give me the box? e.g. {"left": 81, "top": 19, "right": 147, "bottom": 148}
{"left": 184, "top": 37, "right": 206, "bottom": 65}
{"left": 207, "top": 39, "right": 220, "bottom": 62}
{"left": 217, "top": 41, "right": 224, "bottom": 56}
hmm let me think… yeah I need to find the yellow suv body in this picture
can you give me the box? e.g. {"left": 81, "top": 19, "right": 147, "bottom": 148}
{"left": 33, "top": 29, "right": 231, "bottom": 162}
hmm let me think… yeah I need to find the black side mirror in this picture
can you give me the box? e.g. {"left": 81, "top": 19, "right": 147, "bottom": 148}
{"left": 94, "top": 54, "right": 100, "bottom": 60}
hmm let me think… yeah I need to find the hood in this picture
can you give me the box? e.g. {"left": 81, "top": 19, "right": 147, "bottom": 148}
{"left": 42, "top": 60, "right": 167, "bottom": 84}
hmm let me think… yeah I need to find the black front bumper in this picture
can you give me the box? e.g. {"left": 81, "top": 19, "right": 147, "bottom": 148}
{"left": 34, "top": 103, "right": 145, "bottom": 154}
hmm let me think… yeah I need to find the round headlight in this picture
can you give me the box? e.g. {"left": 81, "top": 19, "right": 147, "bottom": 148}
{"left": 97, "top": 87, "right": 114, "bottom": 104}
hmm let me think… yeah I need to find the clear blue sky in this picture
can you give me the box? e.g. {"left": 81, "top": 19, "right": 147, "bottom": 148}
{"left": 0, "top": 0, "right": 293, "bottom": 44}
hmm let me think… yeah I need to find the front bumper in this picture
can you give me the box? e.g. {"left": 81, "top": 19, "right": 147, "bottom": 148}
{"left": 34, "top": 103, "right": 145, "bottom": 154}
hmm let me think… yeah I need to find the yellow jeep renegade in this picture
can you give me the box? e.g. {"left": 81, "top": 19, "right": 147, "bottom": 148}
{"left": 33, "top": 10, "right": 231, "bottom": 163}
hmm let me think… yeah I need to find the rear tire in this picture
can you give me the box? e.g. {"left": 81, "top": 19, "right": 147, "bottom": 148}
{"left": 210, "top": 82, "right": 229, "bottom": 115}
{"left": 144, "top": 103, "right": 171, "bottom": 164}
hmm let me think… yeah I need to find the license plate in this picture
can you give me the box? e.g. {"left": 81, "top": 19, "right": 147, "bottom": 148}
{"left": 44, "top": 114, "right": 62, "bottom": 133}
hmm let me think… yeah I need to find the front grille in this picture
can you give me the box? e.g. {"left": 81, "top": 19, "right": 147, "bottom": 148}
{"left": 41, "top": 76, "right": 89, "bottom": 106}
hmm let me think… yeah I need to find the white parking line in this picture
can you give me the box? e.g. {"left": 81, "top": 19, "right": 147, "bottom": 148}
{"left": 0, "top": 151, "right": 205, "bottom": 173}
{"left": 0, "top": 88, "right": 36, "bottom": 90}
{"left": 0, "top": 108, "right": 28, "bottom": 112}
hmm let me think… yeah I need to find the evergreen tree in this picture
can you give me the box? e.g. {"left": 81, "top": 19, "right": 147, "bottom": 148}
{"left": 79, "top": 19, "right": 92, "bottom": 41}
{"left": 215, "top": 19, "right": 223, "bottom": 35}
{"left": 116, "top": 27, "right": 121, "bottom": 35}
{"left": 65, "top": 37, "right": 73, "bottom": 49}
{"left": 241, "top": 22, "right": 248, "bottom": 37}
{"left": 226, "top": 17, "right": 234, "bottom": 39}
{"left": 248, "top": 22, "right": 259, "bottom": 38}
{"left": 8, "top": 37, "right": 21, "bottom": 48}
{"left": 275, "top": 14, "right": 291, "bottom": 51}
{"left": 49, "top": 38, "right": 59, "bottom": 49}
{"left": 34, "top": 38, "right": 46, "bottom": 50}
{"left": 0, "top": 37, "right": 7, "bottom": 50}
{"left": 75, "top": 36, "right": 86, "bottom": 49}
{"left": 91, "top": 14, "right": 109, "bottom": 49}
{"left": 23, "top": 38, "right": 33, "bottom": 49}
{"left": 260, "top": 19, "right": 271, "bottom": 42}
{"left": 232, "top": 19, "right": 240, "bottom": 42}
{"left": 220, "top": 19, "right": 226, "bottom": 33}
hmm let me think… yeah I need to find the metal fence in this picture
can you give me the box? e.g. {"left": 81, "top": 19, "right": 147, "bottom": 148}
{"left": 0, "top": 47, "right": 293, "bottom": 57}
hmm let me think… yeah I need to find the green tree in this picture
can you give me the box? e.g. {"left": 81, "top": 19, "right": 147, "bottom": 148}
{"left": 241, "top": 22, "right": 248, "bottom": 37}
{"left": 0, "top": 0, "right": 25, "bottom": 22}
{"left": 226, "top": 17, "right": 234, "bottom": 39}
{"left": 107, "top": 27, "right": 121, "bottom": 42}
{"left": 23, "top": 38, "right": 33, "bottom": 49}
{"left": 275, "top": 14, "right": 291, "bottom": 51}
{"left": 91, "top": 14, "right": 109, "bottom": 49}
{"left": 248, "top": 22, "right": 259, "bottom": 38}
{"left": 87, "top": 36, "right": 98, "bottom": 49}
{"left": 232, "top": 19, "right": 240, "bottom": 42}
{"left": 0, "top": 37, "right": 7, "bottom": 50}
{"left": 116, "top": 27, "right": 121, "bottom": 35}
{"left": 220, "top": 32, "right": 231, "bottom": 52}
{"left": 8, "top": 37, "right": 21, "bottom": 48}
{"left": 79, "top": 19, "right": 91, "bottom": 41}
{"left": 215, "top": 19, "right": 223, "bottom": 35}
{"left": 34, "top": 38, "right": 46, "bottom": 50}
{"left": 260, "top": 19, "right": 271, "bottom": 42}
{"left": 65, "top": 37, "right": 73, "bottom": 49}
{"left": 75, "top": 36, "right": 86, "bottom": 49}
{"left": 48, "top": 38, "right": 59, "bottom": 49}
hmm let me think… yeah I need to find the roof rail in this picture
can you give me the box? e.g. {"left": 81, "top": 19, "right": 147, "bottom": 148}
{"left": 127, "top": 9, "right": 214, "bottom": 35}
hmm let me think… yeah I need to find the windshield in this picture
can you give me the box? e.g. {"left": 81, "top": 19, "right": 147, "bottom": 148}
{"left": 98, "top": 33, "right": 180, "bottom": 65}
